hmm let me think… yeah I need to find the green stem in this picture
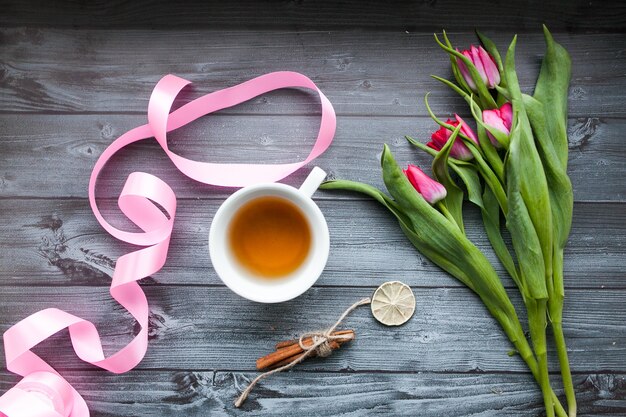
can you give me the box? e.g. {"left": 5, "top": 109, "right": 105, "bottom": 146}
{"left": 436, "top": 201, "right": 461, "bottom": 232}
{"left": 503, "top": 318, "right": 567, "bottom": 417}
{"left": 553, "top": 391, "right": 569, "bottom": 417}
{"left": 466, "top": 143, "right": 508, "bottom": 215}
{"left": 553, "top": 322, "right": 576, "bottom": 417}
{"left": 405, "top": 135, "right": 476, "bottom": 170}
{"left": 528, "top": 300, "right": 554, "bottom": 417}
{"left": 550, "top": 249, "right": 576, "bottom": 417}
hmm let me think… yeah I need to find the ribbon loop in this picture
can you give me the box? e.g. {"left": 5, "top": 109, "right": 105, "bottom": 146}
{"left": 0, "top": 372, "right": 81, "bottom": 417}
{"left": 2, "top": 72, "right": 336, "bottom": 417}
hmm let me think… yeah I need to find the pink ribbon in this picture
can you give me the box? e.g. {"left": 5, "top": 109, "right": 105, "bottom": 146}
{"left": 0, "top": 71, "right": 336, "bottom": 417}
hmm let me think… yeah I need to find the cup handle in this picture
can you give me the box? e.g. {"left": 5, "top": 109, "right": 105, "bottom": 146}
{"left": 298, "top": 167, "right": 327, "bottom": 198}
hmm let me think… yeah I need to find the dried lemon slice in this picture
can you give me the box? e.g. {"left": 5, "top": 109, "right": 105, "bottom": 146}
{"left": 371, "top": 281, "right": 415, "bottom": 326}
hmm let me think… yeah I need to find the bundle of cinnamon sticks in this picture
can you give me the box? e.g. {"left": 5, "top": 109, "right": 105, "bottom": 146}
{"left": 256, "top": 329, "right": 355, "bottom": 370}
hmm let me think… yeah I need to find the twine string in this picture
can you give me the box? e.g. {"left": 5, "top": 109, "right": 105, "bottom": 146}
{"left": 234, "top": 297, "right": 371, "bottom": 407}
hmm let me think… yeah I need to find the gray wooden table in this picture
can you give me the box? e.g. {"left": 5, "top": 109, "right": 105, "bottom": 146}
{"left": 1, "top": 1, "right": 625, "bottom": 415}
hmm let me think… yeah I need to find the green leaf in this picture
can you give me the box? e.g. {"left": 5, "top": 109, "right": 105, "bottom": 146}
{"left": 432, "top": 124, "right": 465, "bottom": 232}
{"left": 423, "top": 93, "right": 488, "bottom": 161}
{"left": 532, "top": 25, "right": 571, "bottom": 170}
{"left": 523, "top": 94, "right": 573, "bottom": 252}
{"left": 524, "top": 25, "right": 573, "bottom": 254}
{"left": 505, "top": 122, "right": 548, "bottom": 301}
{"left": 503, "top": 35, "right": 554, "bottom": 293}
{"left": 476, "top": 30, "right": 504, "bottom": 74}
{"left": 462, "top": 139, "right": 508, "bottom": 215}
{"left": 405, "top": 135, "right": 484, "bottom": 209}
{"left": 431, "top": 75, "right": 471, "bottom": 103}
{"left": 530, "top": 25, "right": 577, "bottom": 412}
{"left": 380, "top": 144, "right": 518, "bottom": 320}
{"left": 481, "top": 185, "right": 523, "bottom": 295}
{"left": 320, "top": 178, "right": 475, "bottom": 290}
{"left": 442, "top": 30, "right": 474, "bottom": 94}
{"left": 495, "top": 85, "right": 512, "bottom": 107}
{"left": 406, "top": 135, "right": 438, "bottom": 158}
{"left": 320, "top": 179, "right": 410, "bottom": 226}
{"left": 320, "top": 178, "right": 475, "bottom": 288}
{"left": 405, "top": 135, "right": 476, "bottom": 168}
{"left": 430, "top": 76, "right": 508, "bottom": 149}
{"left": 522, "top": 42, "right": 575, "bottom": 404}
{"left": 433, "top": 33, "right": 497, "bottom": 109}
{"left": 398, "top": 222, "right": 476, "bottom": 291}
{"left": 451, "top": 164, "right": 484, "bottom": 209}
{"left": 467, "top": 95, "right": 506, "bottom": 182}
{"left": 469, "top": 93, "right": 511, "bottom": 149}
{"left": 320, "top": 148, "right": 566, "bottom": 415}
{"left": 502, "top": 36, "right": 522, "bottom": 101}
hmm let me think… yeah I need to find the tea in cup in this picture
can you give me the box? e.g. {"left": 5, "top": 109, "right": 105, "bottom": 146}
{"left": 209, "top": 167, "right": 329, "bottom": 303}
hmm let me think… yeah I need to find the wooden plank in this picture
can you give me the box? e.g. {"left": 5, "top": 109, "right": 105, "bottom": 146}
{"left": 0, "top": 199, "right": 622, "bottom": 288}
{"left": 1, "top": 30, "right": 624, "bottom": 117}
{"left": 1, "top": 0, "right": 624, "bottom": 32}
{"left": 1, "top": 370, "right": 624, "bottom": 416}
{"left": 0, "top": 286, "right": 624, "bottom": 373}
{"left": 0, "top": 115, "right": 621, "bottom": 201}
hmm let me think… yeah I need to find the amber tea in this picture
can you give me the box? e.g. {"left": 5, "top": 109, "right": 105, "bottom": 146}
{"left": 228, "top": 196, "right": 312, "bottom": 279}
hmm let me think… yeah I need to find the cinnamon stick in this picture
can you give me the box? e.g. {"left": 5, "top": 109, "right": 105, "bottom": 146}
{"left": 256, "top": 342, "right": 303, "bottom": 370}
{"left": 267, "top": 340, "right": 341, "bottom": 370}
{"left": 256, "top": 331, "right": 354, "bottom": 370}
{"left": 274, "top": 329, "right": 355, "bottom": 350}
{"left": 268, "top": 352, "right": 307, "bottom": 370}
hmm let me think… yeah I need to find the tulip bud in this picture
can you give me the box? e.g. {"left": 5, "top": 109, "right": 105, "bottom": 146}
{"left": 454, "top": 114, "right": 479, "bottom": 144}
{"left": 403, "top": 164, "right": 447, "bottom": 204}
{"left": 482, "top": 102, "right": 513, "bottom": 148}
{"left": 457, "top": 45, "right": 501, "bottom": 91}
{"left": 427, "top": 116, "right": 479, "bottom": 161}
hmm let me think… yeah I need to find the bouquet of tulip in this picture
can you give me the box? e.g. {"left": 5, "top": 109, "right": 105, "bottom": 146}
{"left": 321, "top": 26, "right": 575, "bottom": 417}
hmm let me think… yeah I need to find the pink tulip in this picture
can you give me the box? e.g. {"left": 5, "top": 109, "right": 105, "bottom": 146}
{"left": 456, "top": 45, "right": 500, "bottom": 91}
{"left": 403, "top": 165, "right": 447, "bottom": 204}
{"left": 482, "top": 102, "right": 513, "bottom": 148}
{"left": 427, "top": 115, "right": 479, "bottom": 161}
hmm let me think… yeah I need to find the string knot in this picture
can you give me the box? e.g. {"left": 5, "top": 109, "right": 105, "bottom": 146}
{"left": 234, "top": 297, "right": 371, "bottom": 408}
{"left": 314, "top": 336, "right": 334, "bottom": 358}
{"left": 297, "top": 330, "right": 355, "bottom": 358}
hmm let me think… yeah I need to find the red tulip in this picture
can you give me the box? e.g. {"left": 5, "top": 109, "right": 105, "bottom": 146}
{"left": 427, "top": 115, "right": 479, "bottom": 161}
{"left": 403, "top": 164, "right": 447, "bottom": 204}
{"left": 482, "top": 102, "right": 513, "bottom": 148}
{"left": 457, "top": 45, "right": 500, "bottom": 91}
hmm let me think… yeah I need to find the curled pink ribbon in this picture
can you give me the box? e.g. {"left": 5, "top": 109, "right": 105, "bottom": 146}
{"left": 0, "top": 71, "right": 336, "bottom": 417}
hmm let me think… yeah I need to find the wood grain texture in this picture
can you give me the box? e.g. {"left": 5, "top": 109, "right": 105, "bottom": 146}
{"left": 0, "top": 286, "right": 624, "bottom": 373}
{"left": 0, "top": 3, "right": 624, "bottom": 415}
{"left": 1, "top": 370, "right": 624, "bottom": 416}
{"left": 0, "top": 115, "right": 620, "bottom": 201}
{"left": 1, "top": 30, "right": 624, "bottom": 117}
{"left": 0, "top": 199, "right": 623, "bottom": 288}
{"left": 1, "top": 0, "right": 625, "bottom": 32}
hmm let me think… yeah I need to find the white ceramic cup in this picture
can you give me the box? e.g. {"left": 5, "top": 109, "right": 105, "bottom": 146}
{"left": 209, "top": 167, "right": 329, "bottom": 303}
